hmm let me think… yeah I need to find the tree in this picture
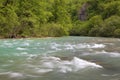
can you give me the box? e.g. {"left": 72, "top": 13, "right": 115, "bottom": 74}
{"left": 0, "top": 0, "right": 19, "bottom": 38}
{"left": 114, "top": 29, "right": 120, "bottom": 38}
{"left": 99, "top": 16, "right": 120, "bottom": 37}
{"left": 88, "top": 15, "right": 103, "bottom": 36}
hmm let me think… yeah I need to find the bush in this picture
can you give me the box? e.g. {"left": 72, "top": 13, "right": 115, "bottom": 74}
{"left": 39, "top": 23, "right": 67, "bottom": 37}
{"left": 99, "top": 16, "right": 120, "bottom": 37}
{"left": 114, "top": 29, "right": 120, "bottom": 38}
{"left": 70, "top": 21, "right": 90, "bottom": 36}
{"left": 88, "top": 15, "right": 103, "bottom": 36}
{"left": 102, "top": 1, "right": 120, "bottom": 19}
{"left": 88, "top": 27, "right": 100, "bottom": 36}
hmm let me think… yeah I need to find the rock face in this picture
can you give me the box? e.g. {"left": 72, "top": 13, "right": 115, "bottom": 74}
{"left": 79, "top": 3, "right": 89, "bottom": 21}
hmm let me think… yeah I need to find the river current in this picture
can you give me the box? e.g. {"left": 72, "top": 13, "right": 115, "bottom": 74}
{"left": 0, "top": 37, "right": 120, "bottom": 80}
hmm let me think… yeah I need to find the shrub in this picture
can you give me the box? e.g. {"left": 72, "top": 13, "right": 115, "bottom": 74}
{"left": 88, "top": 15, "right": 103, "bottom": 36}
{"left": 70, "top": 21, "right": 90, "bottom": 36}
{"left": 114, "top": 29, "right": 120, "bottom": 38}
{"left": 99, "top": 16, "right": 120, "bottom": 37}
{"left": 40, "top": 23, "right": 67, "bottom": 37}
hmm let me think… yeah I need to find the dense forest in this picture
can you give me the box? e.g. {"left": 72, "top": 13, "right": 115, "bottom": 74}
{"left": 0, "top": 0, "right": 120, "bottom": 38}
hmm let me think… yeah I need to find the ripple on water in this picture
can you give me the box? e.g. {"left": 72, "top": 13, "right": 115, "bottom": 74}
{"left": 81, "top": 50, "right": 120, "bottom": 58}
{"left": 21, "top": 42, "right": 30, "bottom": 46}
{"left": 0, "top": 72, "right": 23, "bottom": 78}
{"left": 75, "top": 43, "right": 106, "bottom": 49}
{"left": 9, "top": 72, "right": 23, "bottom": 78}
{"left": 49, "top": 43, "right": 106, "bottom": 51}
{"left": 16, "top": 47, "right": 27, "bottom": 50}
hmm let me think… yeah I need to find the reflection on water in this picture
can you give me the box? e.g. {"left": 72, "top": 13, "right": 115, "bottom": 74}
{"left": 0, "top": 37, "right": 120, "bottom": 80}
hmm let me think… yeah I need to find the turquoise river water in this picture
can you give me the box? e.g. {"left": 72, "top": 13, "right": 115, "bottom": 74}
{"left": 0, "top": 37, "right": 120, "bottom": 80}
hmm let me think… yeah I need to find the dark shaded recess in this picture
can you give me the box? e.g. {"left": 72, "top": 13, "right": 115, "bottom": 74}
{"left": 79, "top": 3, "right": 89, "bottom": 21}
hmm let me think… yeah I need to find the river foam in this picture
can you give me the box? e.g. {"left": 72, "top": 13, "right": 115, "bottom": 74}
{"left": 75, "top": 43, "right": 105, "bottom": 49}
{"left": 50, "top": 42, "right": 106, "bottom": 51}
{"left": 40, "top": 56, "right": 103, "bottom": 73}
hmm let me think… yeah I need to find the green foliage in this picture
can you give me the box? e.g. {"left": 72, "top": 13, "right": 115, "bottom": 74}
{"left": 0, "top": 0, "right": 120, "bottom": 38}
{"left": 114, "top": 29, "right": 120, "bottom": 38}
{"left": 102, "top": 1, "right": 120, "bottom": 19}
{"left": 88, "top": 15, "right": 103, "bottom": 36}
{"left": 0, "top": 4, "right": 19, "bottom": 38}
{"left": 39, "top": 23, "right": 67, "bottom": 37}
{"left": 70, "top": 21, "right": 90, "bottom": 36}
{"left": 99, "top": 16, "right": 120, "bottom": 37}
{"left": 70, "top": 0, "right": 120, "bottom": 38}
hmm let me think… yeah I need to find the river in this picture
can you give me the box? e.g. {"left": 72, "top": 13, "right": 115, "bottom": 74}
{"left": 0, "top": 36, "right": 120, "bottom": 80}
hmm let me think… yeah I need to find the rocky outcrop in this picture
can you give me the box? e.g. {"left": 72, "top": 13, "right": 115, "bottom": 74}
{"left": 79, "top": 3, "right": 89, "bottom": 21}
